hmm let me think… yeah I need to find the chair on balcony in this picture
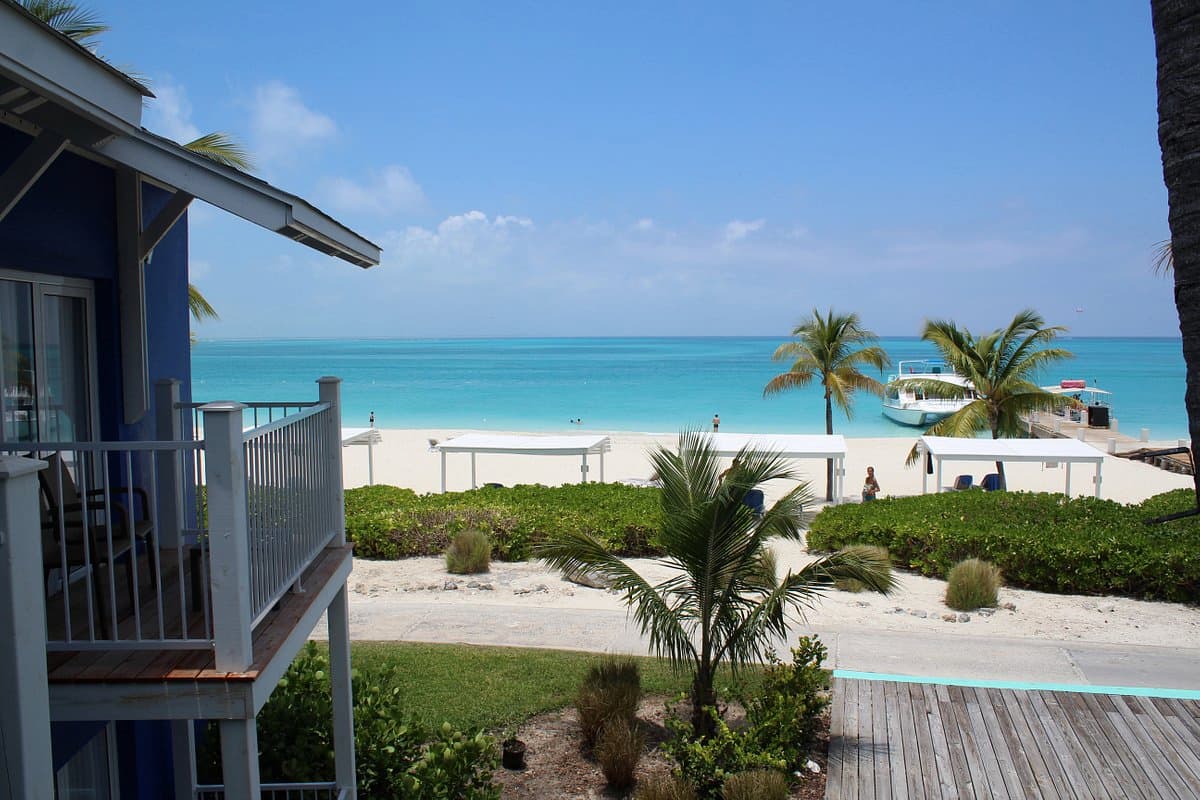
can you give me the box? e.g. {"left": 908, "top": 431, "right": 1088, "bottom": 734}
{"left": 38, "top": 452, "right": 158, "bottom": 595}
{"left": 40, "top": 497, "right": 129, "bottom": 638}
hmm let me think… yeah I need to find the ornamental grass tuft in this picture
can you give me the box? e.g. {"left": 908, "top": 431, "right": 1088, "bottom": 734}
{"left": 576, "top": 656, "right": 642, "bottom": 747}
{"left": 721, "top": 769, "right": 791, "bottom": 800}
{"left": 595, "top": 717, "right": 645, "bottom": 792}
{"left": 633, "top": 772, "right": 698, "bottom": 800}
{"left": 445, "top": 529, "right": 491, "bottom": 574}
{"left": 945, "top": 558, "right": 1002, "bottom": 611}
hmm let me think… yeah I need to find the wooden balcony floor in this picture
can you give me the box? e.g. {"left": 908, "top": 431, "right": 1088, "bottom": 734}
{"left": 46, "top": 545, "right": 351, "bottom": 684}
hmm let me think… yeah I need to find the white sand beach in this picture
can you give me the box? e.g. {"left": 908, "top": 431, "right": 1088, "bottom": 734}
{"left": 331, "top": 428, "right": 1200, "bottom": 656}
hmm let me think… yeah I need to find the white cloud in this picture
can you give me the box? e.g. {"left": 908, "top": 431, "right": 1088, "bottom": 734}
{"left": 723, "top": 218, "right": 765, "bottom": 244}
{"left": 249, "top": 81, "right": 337, "bottom": 163}
{"left": 380, "top": 211, "right": 539, "bottom": 283}
{"left": 320, "top": 165, "right": 427, "bottom": 216}
{"left": 144, "top": 77, "right": 201, "bottom": 145}
{"left": 632, "top": 218, "right": 655, "bottom": 232}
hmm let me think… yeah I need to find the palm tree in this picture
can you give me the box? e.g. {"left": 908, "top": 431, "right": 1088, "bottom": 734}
{"left": 188, "top": 284, "right": 219, "bottom": 344}
{"left": 1152, "top": 1, "right": 1200, "bottom": 512}
{"left": 902, "top": 310, "right": 1072, "bottom": 488}
{"left": 763, "top": 310, "right": 890, "bottom": 501}
{"left": 538, "top": 431, "right": 894, "bottom": 737}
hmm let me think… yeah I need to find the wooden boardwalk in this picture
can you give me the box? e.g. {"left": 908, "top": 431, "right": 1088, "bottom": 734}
{"left": 826, "top": 678, "right": 1200, "bottom": 800}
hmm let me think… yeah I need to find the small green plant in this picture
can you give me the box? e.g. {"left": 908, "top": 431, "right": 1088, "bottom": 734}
{"left": 743, "top": 637, "right": 830, "bottom": 769}
{"left": 663, "top": 707, "right": 787, "bottom": 799}
{"left": 634, "top": 772, "right": 698, "bottom": 800}
{"left": 446, "top": 529, "right": 492, "bottom": 574}
{"left": 721, "top": 769, "right": 790, "bottom": 800}
{"left": 945, "top": 558, "right": 1002, "bottom": 611}
{"left": 575, "top": 656, "right": 642, "bottom": 747}
{"left": 833, "top": 545, "right": 889, "bottom": 593}
{"left": 595, "top": 717, "right": 645, "bottom": 792}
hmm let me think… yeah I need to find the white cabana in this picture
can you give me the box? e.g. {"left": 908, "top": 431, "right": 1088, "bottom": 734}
{"left": 434, "top": 433, "right": 612, "bottom": 492}
{"left": 707, "top": 432, "right": 848, "bottom": 504}
{"left": 342, "top": 426, "right": 383, "bottom": 485}
{"left": 918, "top": 435, "right": 1106, "bottom": 497}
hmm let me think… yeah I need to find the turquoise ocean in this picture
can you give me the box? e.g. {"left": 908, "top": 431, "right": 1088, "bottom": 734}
{"left": 191, "top": 337, "right": 1188, "bottom": 439}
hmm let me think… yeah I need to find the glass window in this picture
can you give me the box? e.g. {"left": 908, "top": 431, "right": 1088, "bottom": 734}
{"left": 42, "top": 294, "right": 92, "bottom": 441}
{"left": 55, "top": 724, "right": 118, "bottom": 799}
{"left": 0, "top": 279, "right": 37, "bottom": 442}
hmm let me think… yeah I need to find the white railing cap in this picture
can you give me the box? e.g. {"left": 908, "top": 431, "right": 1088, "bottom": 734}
{"left": 199, "top": 401, "right": 248, "bottom": 413}
{"left": 0, "top": 455, "right": 48, "bottom": 478}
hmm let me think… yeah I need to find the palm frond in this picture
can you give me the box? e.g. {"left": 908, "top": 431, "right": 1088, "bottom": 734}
{"left": 188, "top": 284, "right": 219, "bottom": 322}
{"left": 184, "top": 133, "right": 254, "bottom": 171}
{"left": 1153, "top": 240, "right": 1174, "bottom": 276}
{"left": 21, "top": 0, "right": 109, "bottom": 47}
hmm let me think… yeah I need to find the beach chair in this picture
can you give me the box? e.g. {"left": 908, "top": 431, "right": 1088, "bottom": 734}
{"left": 980, "top": 473, "right": 1002, "bottom": 492}
{"left": 950, "top": 474, "right": 973, "bottom": 491}
{"left": 742, "top": 489, "right": 765, "bottom": 518}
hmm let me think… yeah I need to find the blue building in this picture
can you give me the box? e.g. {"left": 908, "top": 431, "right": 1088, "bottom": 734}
{"left": 0, "top": 3, "right": 380, "bottom": 797}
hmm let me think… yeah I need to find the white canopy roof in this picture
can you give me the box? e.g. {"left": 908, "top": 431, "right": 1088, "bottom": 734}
{"left": 707, "top": 432, "right": 847, "bottom": 459}
{"left": 919, "top": 435, "right": 1104, "bottom": 463}
{"left": 434, "top": 433, "right": 612, "bottom": 491}
{"left": 436, "top": 433, "right": 611, "bottom": 455}
{"left": 341, "top": 427, "right": 382, "bottom": 446}
{"left": 1039, "top": 385, "right": 1112, "bottom": 396}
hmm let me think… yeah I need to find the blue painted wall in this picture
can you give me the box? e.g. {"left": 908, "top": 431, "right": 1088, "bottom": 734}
{"left": 1, "top": 126, "right": 191, "bottom": 796}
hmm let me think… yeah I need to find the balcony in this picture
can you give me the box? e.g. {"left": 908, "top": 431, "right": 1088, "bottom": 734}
{"left": 0, "top": 377, "right": 349, "bottom": 676}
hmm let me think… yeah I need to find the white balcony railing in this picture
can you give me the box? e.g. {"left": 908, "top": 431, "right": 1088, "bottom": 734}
{"left": 194, "top": 782, "right": 344, "bottom": 800}
{"left": 0, "top": 378, "right": 346, "bottom": 665}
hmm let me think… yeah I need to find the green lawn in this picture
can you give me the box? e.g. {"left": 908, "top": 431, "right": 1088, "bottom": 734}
{"left": 348, "top": 641, "right": 762, "bottom": 731}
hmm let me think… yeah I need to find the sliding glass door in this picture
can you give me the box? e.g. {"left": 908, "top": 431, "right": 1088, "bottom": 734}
{"left": 0, "top": 273, "right": 97, "bottom": 443}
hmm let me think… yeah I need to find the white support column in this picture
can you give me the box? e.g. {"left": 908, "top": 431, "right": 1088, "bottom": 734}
{"left": 1094, "top": 462, "right": 1103, "bottom": 498}
{"left": 318, "top": 378, "right": 346, "bottom": 545}
{"left": 599, "top": 450, "right": 605, "bottom": 484}
{"left": 155, "top": 379, "right": 184, "bottom": 548}
{"left": 0, "top": 456, "right": 54, "bottom": 800}
{"left": 203, "top": 401, "right": 253, "bottom": 672}
{"left": 170, "top": 720, "right": 197, "bottom": 800}
{"left": 1065, "top": 462, "right": 1073, "bottom": 497}
{"left": 581, "top": 453, "right": 588, "bottom": 484}
{"left": 328, "top": 585, "right": 357, "bottom": 798}
{"left": 367, "top": 438, "right": 375, "bottom": 487}
{"left": 218, "top": 718, "right": 261, "bottom": 799}
{"left": 835, "top": 457, "right": 844, "bottom": 505}
{"left": 935, "top": 458, "right": 943, "bottom": 494}
{"left": 440, "top": 450, "right": 447, "bottom": 493}
{"left": 470, "top": 453, "right": 477, "bottom": 490}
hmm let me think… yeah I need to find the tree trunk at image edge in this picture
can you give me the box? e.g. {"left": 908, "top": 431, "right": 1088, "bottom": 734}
{"left": 1153, "top": 0, "right": 1200, "bottom": 507}
{"left": 824, "top": 391, "right": 834, "bottom": 501}
{"left": 691, "top": 667, "right": 717, "bottom": 738}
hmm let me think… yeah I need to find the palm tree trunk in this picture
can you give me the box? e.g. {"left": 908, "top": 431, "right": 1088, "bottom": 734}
{"left": 824, "top": 392, "right": 834, "bottom": 501}
{"left": 992, "top": 424, "right": 1007, "bottom": 489}
{"left": 1153, "top": 0, "right": 1200, "bottom": 508}
{"left": 692, "top": 629, "right": 716, "bottom": 736}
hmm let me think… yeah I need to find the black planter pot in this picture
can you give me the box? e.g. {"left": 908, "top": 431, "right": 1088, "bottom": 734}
{"left": 502, "top": 738, "right": 527, "bottom": 770}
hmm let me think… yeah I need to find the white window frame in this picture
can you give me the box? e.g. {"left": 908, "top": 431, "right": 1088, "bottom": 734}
{"left": 0, "top": 268, "right": 101, "bottom": 443}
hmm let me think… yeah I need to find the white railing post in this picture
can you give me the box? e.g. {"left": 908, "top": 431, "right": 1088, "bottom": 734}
{"left": 155, "top": 378, "right": 184, "bottom": 548}
{"left": 328, "top": 585, "right": 357, "bottom": 798}
{"left": 0, "top": 456, "right": 55, "bottom": 799}
{"left": 203, "top": 401, "right": 253, "bottom": 672}
{"left": 317, "top": 377, "right": 345, "bottom": 545}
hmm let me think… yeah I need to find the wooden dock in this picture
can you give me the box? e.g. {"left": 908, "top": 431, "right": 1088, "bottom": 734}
{"left": 1025, "top": 412, "right": 1194, "bottom": 476}
{"left": 826, "top": 678, "right": 1200, "bottom": 800}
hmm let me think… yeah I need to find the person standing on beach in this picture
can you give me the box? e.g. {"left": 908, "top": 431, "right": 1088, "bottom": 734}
{"left": 862, "top": 466, "right": 880, "bottom": 502}
{"left": 712, "top": 414, "right": 720, "bottom": 432}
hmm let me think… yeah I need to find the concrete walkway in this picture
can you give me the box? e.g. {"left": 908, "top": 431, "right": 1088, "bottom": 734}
{"left": 332, "top": 601, "right": 1200, "bottom": 693}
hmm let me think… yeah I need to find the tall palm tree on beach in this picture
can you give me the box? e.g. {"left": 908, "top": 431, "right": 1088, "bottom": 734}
{"left": 902, "top": 309, "right": 1072, "bottom": 488}
{"left": 538, "top": 431, "right": 894, "bottom": 737}
{"left": 1152, "top": 0, "right": 1200, "bottom": 513}
{"left": 763, "top": 310, "right": 890, "bottom": 501}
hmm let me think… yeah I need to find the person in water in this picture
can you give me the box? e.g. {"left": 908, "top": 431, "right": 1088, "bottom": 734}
{"left": 712, "top": 413, "right": 720, "bottom": 432}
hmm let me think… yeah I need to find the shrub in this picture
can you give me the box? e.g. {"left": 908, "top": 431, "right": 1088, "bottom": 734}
{"left": 345, "top": 482, "right": 663, "bottom": 560}
{"left": 663, "top": 707, "right": 788, "bottom": 799}
{"left": 721, "top": 769, "right": 790, "bottom": 800}
{"left": 576, "top": 656, "right": 642, "bottom": 747}
{"left": 806, "top": 489, "right": 1200, "bottom": 601}
{"left": 596, "top": 717, "right": 645, "bottom": 791}
{"left": 197, "top": 642, "right": 499, "bottom": 799}
{"left": 446, "top": 529, "right": 491, "bottom": 574}
{"left": 945, "top": 558, "right": 1002, "bottom": 610}
{"left": 634, "top": 772, "right": 698, "bottom": 800}
{"left": 743, "top": 638, "right": 830, "bottom": 768}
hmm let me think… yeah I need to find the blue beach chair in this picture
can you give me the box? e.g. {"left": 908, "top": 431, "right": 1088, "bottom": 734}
{"left": 742, "top": 489, "right": 765, "bottom": 518}
{"left": 980, "top": 473, "right": 1002, "bottom": 491}
{"left": 951, "top": 474, "right": 973, "bottom": 491}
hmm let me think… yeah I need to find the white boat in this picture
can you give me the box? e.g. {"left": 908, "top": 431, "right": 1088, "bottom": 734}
{"left": 1038, "top": 380, "right": 1113, "bottom": 428}
{"left": 882, "top": 359, "right": 974, "bottom": 427}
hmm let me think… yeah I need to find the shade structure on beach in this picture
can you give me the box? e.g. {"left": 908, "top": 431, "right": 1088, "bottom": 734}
{"left": 342, "top": 426, "right": 383, "bottom": 485}
{"left": 706, "top": 432, "right": 848, "bottom": 504}
{"left": 917, "top": 435, "right": 1106, "bottom": 497}
{"left": 434, "top": 433, "right": 612, "bottom": 492}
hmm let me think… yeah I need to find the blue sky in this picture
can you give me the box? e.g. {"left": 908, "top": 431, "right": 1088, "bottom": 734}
{"left": 99, "top": 1, "right": 1173, "bottom": 338}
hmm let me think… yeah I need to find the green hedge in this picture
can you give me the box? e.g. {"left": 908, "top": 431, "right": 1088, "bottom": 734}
{"left": 345, "top": 482, "right": 663, "bottom": 561}
{"left": 806, "top": 489, "right": 1200, "bottom": 602}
